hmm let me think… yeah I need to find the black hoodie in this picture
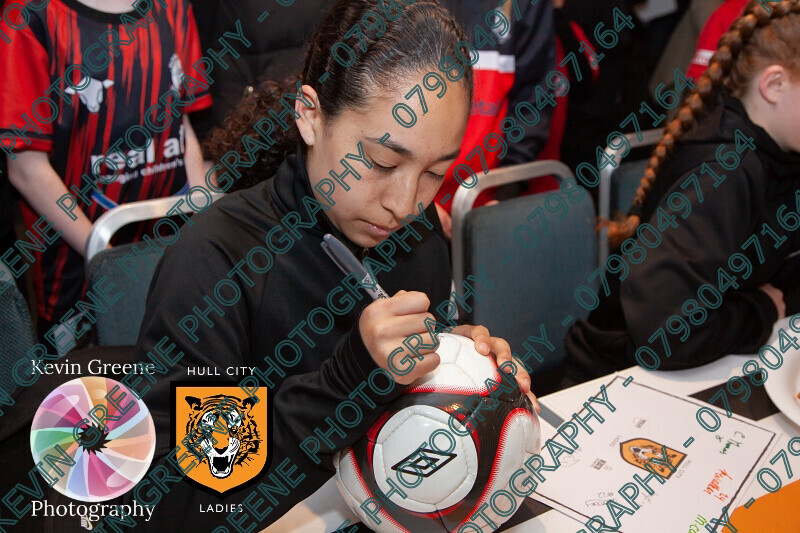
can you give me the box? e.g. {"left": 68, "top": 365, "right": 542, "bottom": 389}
{"left": 566, "top": 92, "right": 800, "bottom": 383}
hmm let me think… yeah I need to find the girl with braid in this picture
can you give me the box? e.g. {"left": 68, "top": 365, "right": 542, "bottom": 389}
{"left": 565, "top": 0, "right": 800, "bottom": 383}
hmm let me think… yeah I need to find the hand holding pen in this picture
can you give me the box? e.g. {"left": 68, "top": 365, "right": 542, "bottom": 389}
{"left": 319, "top": 234, "right": 538, "bottom": 408}
{"left": 321, "top": 234, "right": 389, "bottom": 300}
{"left": 321, "top": 233, "right": 441, "bottom": 384}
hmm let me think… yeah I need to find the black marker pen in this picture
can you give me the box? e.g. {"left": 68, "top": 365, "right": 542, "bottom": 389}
{"left": 321, "top": 233, "right": 390, "bottom": 300}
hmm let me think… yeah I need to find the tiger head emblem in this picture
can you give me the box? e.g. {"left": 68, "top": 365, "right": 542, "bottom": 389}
{"left": 184, "top": 394, "right": 261, "bottom": 479}
{"left": 619, "top": 438, "right": 686, "bottom": 479}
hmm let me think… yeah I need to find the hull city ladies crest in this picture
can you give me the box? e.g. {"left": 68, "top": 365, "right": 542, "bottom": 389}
{"left": 172, "top": 383, "right": 269, "bottom": 495}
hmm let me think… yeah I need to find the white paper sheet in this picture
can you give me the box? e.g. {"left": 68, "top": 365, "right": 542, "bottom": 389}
{"left": 530, "top": 375, "right": 776, "bottom": 533}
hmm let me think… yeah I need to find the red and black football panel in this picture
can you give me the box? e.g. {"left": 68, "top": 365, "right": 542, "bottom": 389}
{"left": 351, "top": 393, "right": 527, "bottom": 531}
{"left": 446, "top": 408, "right": 540, "bottom": 532}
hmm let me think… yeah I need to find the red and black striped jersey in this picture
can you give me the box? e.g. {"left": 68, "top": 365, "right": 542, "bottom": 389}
{"left": 0, "top": 0, "right": 211, "bottom": 322}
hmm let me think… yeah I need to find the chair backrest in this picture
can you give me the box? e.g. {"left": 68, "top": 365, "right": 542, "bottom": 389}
{"left": 597, "top": 129, "right": 662, "bottom": 266}
{"left": 610, "top": 159, "right": 649, "bottom": 217}
{"left": 84, "top": 192, "right": 223, "bottom": 345}
{"left": 451, "top": 160, "right": 575, "bottom": 289}
{"left": 85, "top": 192, "right": 223, "bottom": 262}
{"left": 0, "top": 262, "right": 36, "bottom": 394}
{"left": 452, "top": 161, "right": 597, "bottom": 373}
{"left": 86, "top": 243, "right": 162, "bottom": 346}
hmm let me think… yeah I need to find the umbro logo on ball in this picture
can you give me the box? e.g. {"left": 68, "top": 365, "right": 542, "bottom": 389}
{"left": 391, "top": 448, "right": 457, "bottom": 478}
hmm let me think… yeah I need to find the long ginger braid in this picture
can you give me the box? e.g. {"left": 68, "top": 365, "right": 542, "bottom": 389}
{"left": 604, "top": 0, "right": 800, "bottom": 247}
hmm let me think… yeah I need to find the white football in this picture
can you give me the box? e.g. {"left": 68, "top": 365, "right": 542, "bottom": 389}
{"left": 334, "top": 333, "right": 541, "bottom": 532}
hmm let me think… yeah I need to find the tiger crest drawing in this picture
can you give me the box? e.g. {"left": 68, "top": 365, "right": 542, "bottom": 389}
{"left": 173, "top": 384, "right": 269, "bottom": 495}
{"left": 620, "top": 438, "right": 686, "bottom": 479}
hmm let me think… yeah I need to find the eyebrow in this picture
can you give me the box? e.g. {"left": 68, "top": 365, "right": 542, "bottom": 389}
{"left": 365, "top": 136, "right": 461, "bottom": 162}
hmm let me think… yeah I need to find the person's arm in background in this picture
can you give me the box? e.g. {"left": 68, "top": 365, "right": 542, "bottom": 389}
{"left": 0, "top": 14, "right": 95, "bottom": 252}
{"left": 6, "top": 152, "right": 93, "bottom": 257}
{"left": 8, "top": 115, "right": 209, "bottom": 259}
{"left": 502, "top": 0, "right": 556, "bottom": 167}
{"left": 178, "top": 0, "right": 214, "bottom": 171}
{"left": 490, "top": 0, "right": 556, "bottom": 202}
{"left": 8, "top": 116, "right": 209, "bottom": 259}
{"left": 687, "top": 0, "right": 747, "bottom": 80}
{"left": 647, "top": 0, "right": 724, "bottom": 96}
{"left": 182, "top": 114, "right": 207, "bottom": 188}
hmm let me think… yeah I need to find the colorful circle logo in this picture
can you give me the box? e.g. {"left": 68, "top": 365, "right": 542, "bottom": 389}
{"left": 30, "top": 376, "right": 156, "bottom": 502}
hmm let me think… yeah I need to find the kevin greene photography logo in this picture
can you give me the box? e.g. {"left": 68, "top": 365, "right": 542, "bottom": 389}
{"left": 29, "top": 377, "right": 156, "bottom": 526}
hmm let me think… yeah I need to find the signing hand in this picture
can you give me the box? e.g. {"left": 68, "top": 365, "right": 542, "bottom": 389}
{"left": 359, "top": 290, "right": 441, "bottom": 385}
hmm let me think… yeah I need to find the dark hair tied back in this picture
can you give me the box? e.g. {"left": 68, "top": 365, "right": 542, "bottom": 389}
{"left": 205, "top": 0, "right": 473, "bottom": 191}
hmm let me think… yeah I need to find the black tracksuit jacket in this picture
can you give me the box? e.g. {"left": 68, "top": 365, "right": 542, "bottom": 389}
{"left": 0, "top": 147, "right": 452, "bottom": 532}
{"left": 131, "top": 146, "right": 453, "bottom": 529}
{"left": 566, "top": 92, "right": 800, "bottom": 383}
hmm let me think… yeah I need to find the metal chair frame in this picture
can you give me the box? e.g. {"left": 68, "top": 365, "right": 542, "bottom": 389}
{"left": 84, "top": 192, "right": 224, "bottom": 266}
{"left": 597, "top": 129, "right": 663, "bottom": 266}
{"left": 451, "top": 160, "right": 576, "bottom": 295}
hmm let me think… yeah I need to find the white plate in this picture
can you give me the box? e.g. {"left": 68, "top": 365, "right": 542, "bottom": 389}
{"left": 763, "top": 330, "right": 800, "bottom": 428}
